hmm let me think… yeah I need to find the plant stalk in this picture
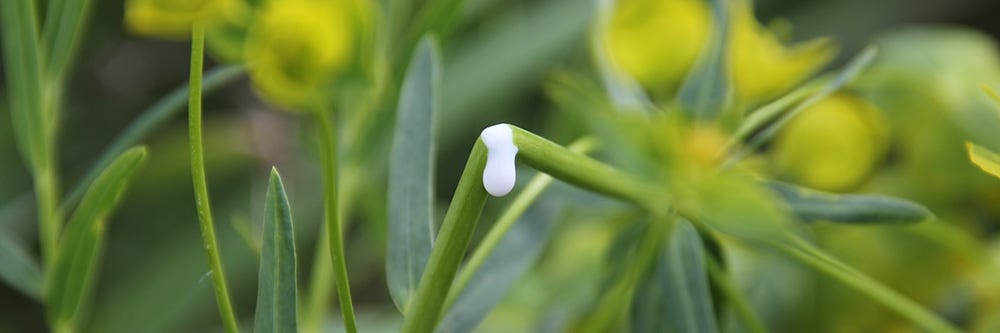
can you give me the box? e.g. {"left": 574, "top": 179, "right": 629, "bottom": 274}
{"left": 314, "top": 108, "right": 358, "bottom": 333}
{"left": 442, "top": 137, "right": 597, "bottom": 311}
{"left": 400, "top": 140, "right": 490, "bottom": 333}
{"left": 187, "top": 23, "right": 240, "bottom": 333}
{"left": 775, "top": 237, "right": 961, "bottom": 333}
{"left": 509, "top": 126, "right": 663, "bottom": 211}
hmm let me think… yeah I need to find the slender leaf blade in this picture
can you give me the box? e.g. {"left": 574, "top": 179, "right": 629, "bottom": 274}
{"left": 45, "top": 147, "right": 148, "bottom": 332}
{"left": 387, "top": 36, "right": 441, "bottom": 313}
{"left": 41, "top": 0, "right": 94, "bottom": 81}
{"left": 678, "top": 0, "right": 731, "bottom": 121}
{"left": 436, "top": 204, "right": 558, "bottom": 333}
{"left": 591, "top": 0, "right": 654, "bottom": 114}
{"left": 0, "top": 232, "right": 42, "bottom": 301}
{"left": 768, "top": 181, "right": 932, "bottom": 224}
{"left": 631, "top": 219, "right": 718, "bottom": 333}
{"left": 254, "top": 168, "right": 299, "bottom": 333}
{"left": 967, "top": 142, "right": 1000, "bottom": 179}
{"left": 1, "top": 0, "right": 49, "bottom": 173}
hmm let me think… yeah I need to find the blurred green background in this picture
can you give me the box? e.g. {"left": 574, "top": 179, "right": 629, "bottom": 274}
{"left": 3, "top": 0, "right": 1000, "bottom": 332}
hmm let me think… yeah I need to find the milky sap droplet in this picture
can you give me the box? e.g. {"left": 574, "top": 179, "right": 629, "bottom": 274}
{"left": 480, "top": 124, "right": 518, "bottom": 197}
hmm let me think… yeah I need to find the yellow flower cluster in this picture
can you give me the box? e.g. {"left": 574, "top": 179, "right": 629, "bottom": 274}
{"left": 125, "top": 0, "right": 220, "bottom": 39}
{"left": 603, "top": 0, "right": 834, "bottom": 103}
{"left": 125, "top": 0, "right": 373, "bottom": 111}
{"left": 244, "top": 0, "right": 359, "bottom": 109}
{"left": 770, "top": 93, "right": 888, "bottom": 192}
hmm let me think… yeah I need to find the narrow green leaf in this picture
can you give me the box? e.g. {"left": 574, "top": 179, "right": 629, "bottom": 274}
{"left": 1, "top": 0, "right": 49, "bottom": 173}
{"left": 631, "top": 220, "right": 718, "bottom": 333}
{"left": 388, "top": 36, "right": 441, "bottom": 313}
{"left": 591, "top": 0, "right": 653, "bottom": 113}
{"left": 45, "top": 147, "right": 148, "bottom": 332}
{"left": 677, "top": 0, "right": 731, "bottom": 121}
{"left": 967, "top": 142, "right": 1000, "bottom": 180}
{"left": 61, "top": 65, "right": 245, "bottom": 213}
{"left": 436, "top": 204, "right": 558, "bottom": 333}
{"left": 767, "top": 181, "right": 932, "bottom": 224}
{"left": 254, "top": 168, "right": 298, "bottom": 333}
{"left": 0, "top": 232, "right": 42, "bottom": 301}
{"left": 41, "top": 0, "right": 94, "bottom": 81}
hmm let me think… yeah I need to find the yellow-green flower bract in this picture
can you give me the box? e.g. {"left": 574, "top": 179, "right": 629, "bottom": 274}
{"left": 729, "top": 0, "right": 835, "bottom": 103}
{"left": 770, "top": 93, "right": 888, "bottom": 192}
{"left": 602, "top": 0, "right": 835, "bottom": 103}
{"left": 604, "top": 0, "right": 711, "bottom": 97}
{"left": 244, "top": 0, "right": 371, "bottom": 111}
{"left": 125, "top": 0, "right": 219, "bottom": 40}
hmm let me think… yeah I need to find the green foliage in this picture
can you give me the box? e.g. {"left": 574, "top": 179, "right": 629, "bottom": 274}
{"left": 678, "top": 0, "right": 732, "bottom": 122}
{"left": 400, "top": 142, "right": 489, "bottom": 333}
{"left": 45, "top": 147, "right": 147, "bottom": 333}
{"left": 61, "top": 66, "right": 245, "bottom": 212}
{"left": 631, "top": 220, "right": 718, "bottom": 333}
{"left": 768, "top": 181, "right": 933, "bottom": 224}
{"left": 1, "top": 0, "right": 49, "bottom": 173}
{"left": 0, "top": 232, "right": 43, "bottom": 301}
{"left": 3, "top": 1, "right": 1000, "bottom": 332}
{"left": 388, "top": 37, "right": 441, "bottom": 313}
{"left": 254, "top": 168, "right": 298, "bottom": 333}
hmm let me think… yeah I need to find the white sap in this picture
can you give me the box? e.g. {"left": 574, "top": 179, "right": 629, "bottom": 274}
{"left": 480, "top": 124, "right": 518, "bottom": 197}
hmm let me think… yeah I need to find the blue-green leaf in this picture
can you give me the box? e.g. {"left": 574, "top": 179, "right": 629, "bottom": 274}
{"left": 631, "top": 219, "right": 718, "bottom": 333}
{"left": 591, "top": 0, "right": 653, "bottom": 114}
{"left": 0, "top": 232, "right": 42, "bottom": 301}
{"left": 41, "top": 0, "right": 94, "bottom": 81}
{"left": 1, "top": 0, "right": 49, "bottom": 173}
{"left": 387, "top": 36, "right": 441, "bottom": 313}
{"left": 436, "top": 204, "right": 558, "bottom": 333}
{"left": 254, "top": 168, "right": 298, "bottom": 333}
{"left": 678, "top": 0, "right": 731, "bottom": 121}
{"left": 768, "top": 181, "right": 932, "bottom": 224}
{"left": 45, "top": 147, "right": 148, "bottom": 332}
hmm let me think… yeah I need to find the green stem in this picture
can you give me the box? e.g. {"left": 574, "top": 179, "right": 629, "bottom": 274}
{"left": 302, "top": 223, "right": 334, "bottom": 333}
{"left": 187, "top": 23, "right": 240, "bottom": 333}
{"left": 404, "top": 126, "right": 668, "bottom": 332}
{"left": 509, "top": 126, "right": 663, "bottom": 211}
{"left": 303, "top": 160, "right": 366, "bottom": 332}
{"left": 314, "top": 108, "right": 358, "bottom": 333}
{"left": 442, "top": 137, "right": 597, "bottom": 311}
{"left": 705, "top": 255, "right": 767, "bottom": 333}
{"left": 60, "top": 66, "right": 245, "bottom": 214}
{"left": 36, "top": 164, "right": 61, "bottom": 266}
{"left": 400, "top": 140, "right": 490, "bottom": 333}
{"left": 774, "top": 237, "right": 961, "bottom": 333}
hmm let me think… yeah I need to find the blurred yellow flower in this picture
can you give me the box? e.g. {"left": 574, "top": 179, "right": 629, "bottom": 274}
{"left": 204, "top": 0, "right": 255, "bottom": 63}
{"left": 604, "top": 0, "right": 712, "bottom": 96}
{"left": 602, "top": 0, "right": 834, "bottom": 103}
{"left": 770, "top": 93, "right": 888, "bottom": 192}
{"left": 125, "top": 0, "right": 219, "bottom": 40}
{"left": 729, "top": 0, "right": 835, "bottom": 103}
{"left": 244, "top": 0, "right": 369, "bottom": 110}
